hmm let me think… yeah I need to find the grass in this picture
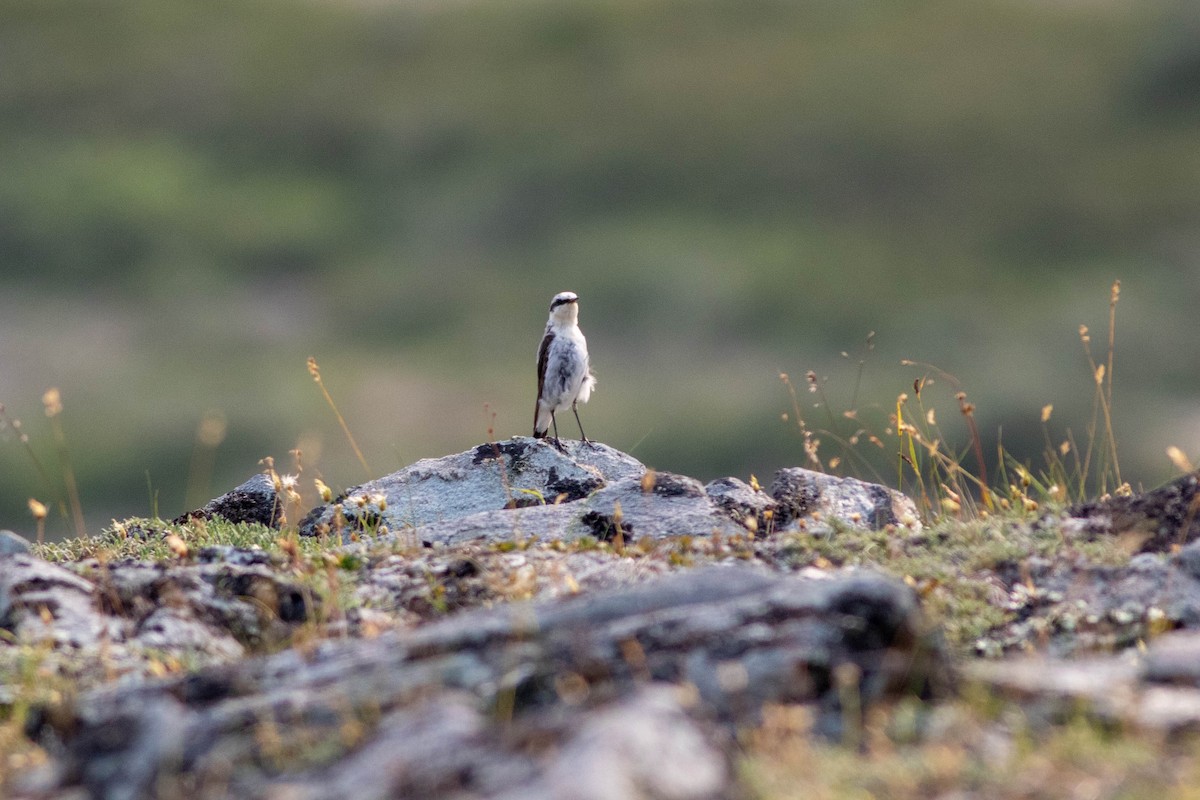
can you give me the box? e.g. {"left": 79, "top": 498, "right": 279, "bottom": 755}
{"left": 764, "top": 513, "right": 1135, "bottom": 653}
{"left": 1, "top": 0, "right": 1198, "bottom": 532}
{"left": 782, "top": 281, "right": 1138, "bottom": 527}
{"left": 1, "top": 277, "right": 1191, "bottom": 797}
{"left": 739, "top": 696, "right": 1200, "bottom": 800}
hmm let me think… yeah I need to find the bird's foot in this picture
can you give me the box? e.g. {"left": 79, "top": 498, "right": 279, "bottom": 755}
{"left": 551, "top": 437, "right": 569, "bottom": 454}
{"left": 580, "top": 436, "right": 597, "bottom": 449}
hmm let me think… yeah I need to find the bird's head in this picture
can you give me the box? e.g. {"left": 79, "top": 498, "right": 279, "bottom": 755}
{"left": 548, "top": 291, "right": 580, "bottom": 323}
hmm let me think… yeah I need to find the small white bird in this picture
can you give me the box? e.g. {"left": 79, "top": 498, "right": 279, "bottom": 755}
{"left": 534, "top": 291, "right": 595, "bottom": 449}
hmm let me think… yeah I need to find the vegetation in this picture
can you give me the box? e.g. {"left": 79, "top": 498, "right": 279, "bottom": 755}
{"left": 741, "top": 699, "right": 1200, "bottom": 800}
{"left": 3, "top": 0, "right": 1199, "bottom": 793}
{"left": 3, "top": 0, "right": 1200, "bottom": 535}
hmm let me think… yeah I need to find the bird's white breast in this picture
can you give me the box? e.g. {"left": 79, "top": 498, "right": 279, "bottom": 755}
{"left": 542, "top": 322, "right": 591, "bottom": 410}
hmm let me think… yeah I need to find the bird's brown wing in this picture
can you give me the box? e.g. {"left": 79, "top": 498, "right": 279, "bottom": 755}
{"left": 534, "top": 328, "right": 553, "bottom": 434}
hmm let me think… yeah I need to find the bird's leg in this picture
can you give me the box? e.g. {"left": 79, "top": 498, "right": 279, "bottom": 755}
{"left": 572, "top": 401, "right": 594, "bottom": 447}
{"left": 550, "top": 412, "right": 568, "bottom": 454}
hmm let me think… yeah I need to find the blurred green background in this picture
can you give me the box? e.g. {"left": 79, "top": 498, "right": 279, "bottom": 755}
{"left": 3, "top": 0, "right": 1200, "bottom": 538}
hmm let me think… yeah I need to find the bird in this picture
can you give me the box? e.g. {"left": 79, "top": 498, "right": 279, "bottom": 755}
{"left": 534, "top": 291, "right": 595, "bottom": 450}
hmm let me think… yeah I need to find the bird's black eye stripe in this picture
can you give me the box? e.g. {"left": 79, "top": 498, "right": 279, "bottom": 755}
{"left": 550, "top": 296, "right": 577, "bottom": 310}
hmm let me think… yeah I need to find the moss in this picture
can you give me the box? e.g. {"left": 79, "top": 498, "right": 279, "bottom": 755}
{"left": 761, "top": 514, "right": 1133, "bottom": 654}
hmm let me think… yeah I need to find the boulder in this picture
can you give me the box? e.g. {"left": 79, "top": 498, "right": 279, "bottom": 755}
{"left": 0, "top": 529, "right": 32, "bottom": 555}
{"left": 969, "top": 628, "right": 1200, "bottom": 735}
{"left": 1066, "top": 470, "right": 1200, "bottom": 553}
{"left": 174, "top": 472, "right": 282, "bottom": 528}
{"left": 578, "top": 472, "right": 747, "bottom": 542}
{"left": 704, "top": 477, "right": 778, "bottom": 534}
{"left": 975, "top": 540, "right": 1200, "bottom": 656}
{"left": 299, "top": 437, "right": 645, "bottom": 538}
{"left": 23, "top": 567, "right": 947, "bottom": 799}
{"left": 0, "top": 554, "right": 116, "bottom": 649}
{"left": 771, "top": 467, "right": 921, "bottom": 532}
{"left": 295, "top": 440, "right": 917, "bottom": 546}
{"left": 0, "top": 550, "right": 319, "bottom": 690}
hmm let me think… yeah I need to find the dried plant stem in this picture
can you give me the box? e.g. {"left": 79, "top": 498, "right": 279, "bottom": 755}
{"left": 0, "top": 404, "right": 53, "bottom": 487}
{"left": 43, "top": 390, "right": 86, "bottom": 540}
{"left": 307, "top": 357, "right": 371, "bottom": 481}
{"left": 1104, "top": 280, "right": 1122, "bottom": 487}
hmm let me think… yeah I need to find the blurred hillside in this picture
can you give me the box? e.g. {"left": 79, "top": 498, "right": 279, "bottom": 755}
{"left": 2, "top": 0, "right": 1200, "bottom": 537}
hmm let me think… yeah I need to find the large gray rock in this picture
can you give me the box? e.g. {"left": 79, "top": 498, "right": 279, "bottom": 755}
{"left": 300, "top": 437, "right": 645, "bottom": 538}
{"left": 174, "top": 472, "right": 282, "bottom": 528}
{"left": 298, "top": 440, "right": 917, "bottom": 547}
{"left": 578, "top": 472, "right": 747, "bottom": 542}
{"left": 704, "top": 477, "right": 778, "bottom": 533}
{"left": 0, "top": 554, "right": 116, "bottom": 649}
{"left": 524, "top": 686, "right": 728, "bottom": 800}
{"left": 969, "top": 628, "right": 1200, "bottom": 735}
{"left": 0, "top": 550, "right": 318, "bottom": 694}
{"left": 0, "top": 529, "right": 32, "bottom": 555}
{"left": 771, "top": 467, "right": 921, "bottom": 532}
{"left": 1067, "top": 471, "right": 1200, "bottom": 553}
{"left": 23, "top": 567, "right": 947, "bottom": 799}
{"left": 328, "top": 471, "right": 752, "bottom": 548}
{"left": 975, "top": 539, "right": 1200, "bottom": 657}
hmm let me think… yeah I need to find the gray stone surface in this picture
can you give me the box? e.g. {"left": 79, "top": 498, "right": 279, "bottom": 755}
{"left": 771, "top": 467, "right": 922, "bottom": 532}
{"left": 969, "top": 628, "right": 1200, "bottom": 735}
{"left": 978, "top": 546, "right": 1200, "bottom": 657}
{"left": 579, "top": 472, "right": 748, "bottom": 542}
{"left": 384, "top": 502, "right": 582, "bottom": 548}
{"left": 296, "top": 441, "right": 919, "bottom": 548}
{"left": 0, "top": 529, "right": 32, "bottom": 555}
{"left": 704, "top": 477, "right": 778, "bottom": 534}
{"left": 174, "top": 472, "right": 282, "bottom": 528}
{"left": 22, "top": 567, "right": 947, "bottom": 800}
{"left": 0, "top": 550, "right": 318, "bottom": 689}
{"left": 527, "top": 686, "right": 728, "bottom": 800}
{"left": 0, "top": 554, "right": 117, "bottom": 649}
{"left": 1067, "top": 470, "right": 1200, "bottom": 553}
{"left": 299, "top": 437, "right": 645, "bottom": 538}
{"left": 342, "top": 471, "right": 755, "bottom": 548}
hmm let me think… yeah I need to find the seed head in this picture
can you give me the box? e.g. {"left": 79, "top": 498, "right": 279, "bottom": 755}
{"left": 42, "top": 388, "right": 62, "bottom": 418}
{"left": 28, "top": 498, "right": 47, "bottom": 520}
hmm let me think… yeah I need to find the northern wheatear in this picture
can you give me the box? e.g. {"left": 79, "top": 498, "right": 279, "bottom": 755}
{"left": 534, "top": 291, "right": 595, "bottom": 449}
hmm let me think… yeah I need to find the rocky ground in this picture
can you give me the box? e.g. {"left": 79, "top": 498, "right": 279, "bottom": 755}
{"left": 4, "top": 438, "right": 1200, "bottom": 798}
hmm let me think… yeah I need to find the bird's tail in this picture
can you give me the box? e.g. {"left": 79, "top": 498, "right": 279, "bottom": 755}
{"left": 533, "top": 403, "right": 550, "bottom": 438}
{"left": 576, "top": 372, "right": 596, "bottom": 405}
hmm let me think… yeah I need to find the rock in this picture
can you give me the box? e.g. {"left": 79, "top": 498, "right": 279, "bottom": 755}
{"left": 1067, "top": 471, "right": 1200, "bottom": 553}
{"left": 771, "top": 467, "right": 921, "bottom": 532}
{"left": 270, "top": 686, "right": 726, "bottom": 800}
{"left": 969, "top": 628, "right": 1200, "bottom": 735}
{"left": 0, "top": 529, "right": 32, "bottom": 555}
{"left": 61, "top": 696, "right": 189, "bottom": 800}
{"left": 378, "top": 502, "right": 582, "bottom": 548}
{"left": 976, "top": 547, "right": 1200, "bottom": 656}
{"left": 0, "top": 553, "right": 320, "bottom": 694}
{"left": 579, "top": 472, "right": 747, "bottom": 543}
{"left": 704, "top": 477, "right": 778, "bottom": 535}
{"left": 1172, "top": 538, "right": 1200, "bottom": 580}
{"left": 965, "top": 655, "right": 1142, "bottom": 725}
{"left": 529, "top": 686, "right": 728, "bottom": 800}
{"left": 26, "top": 567, "right": 948, "bottom": 799}
{"left": 0, "top": 554, "right": 116, "bottom": 649}
{"left": 299, "top": 441, "right": 917, "bottom": 547}
{"left": 174, "top": 472, "right": 281, "bottom": 528}
{"left": 331, "top": 471, "right": 754, "bottom": 548}
{"left": 1141, "top": 629, "right": 1200, "bottom": 686}
{"left": 299, "top": 437, "right": 645, "bottom": 537}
